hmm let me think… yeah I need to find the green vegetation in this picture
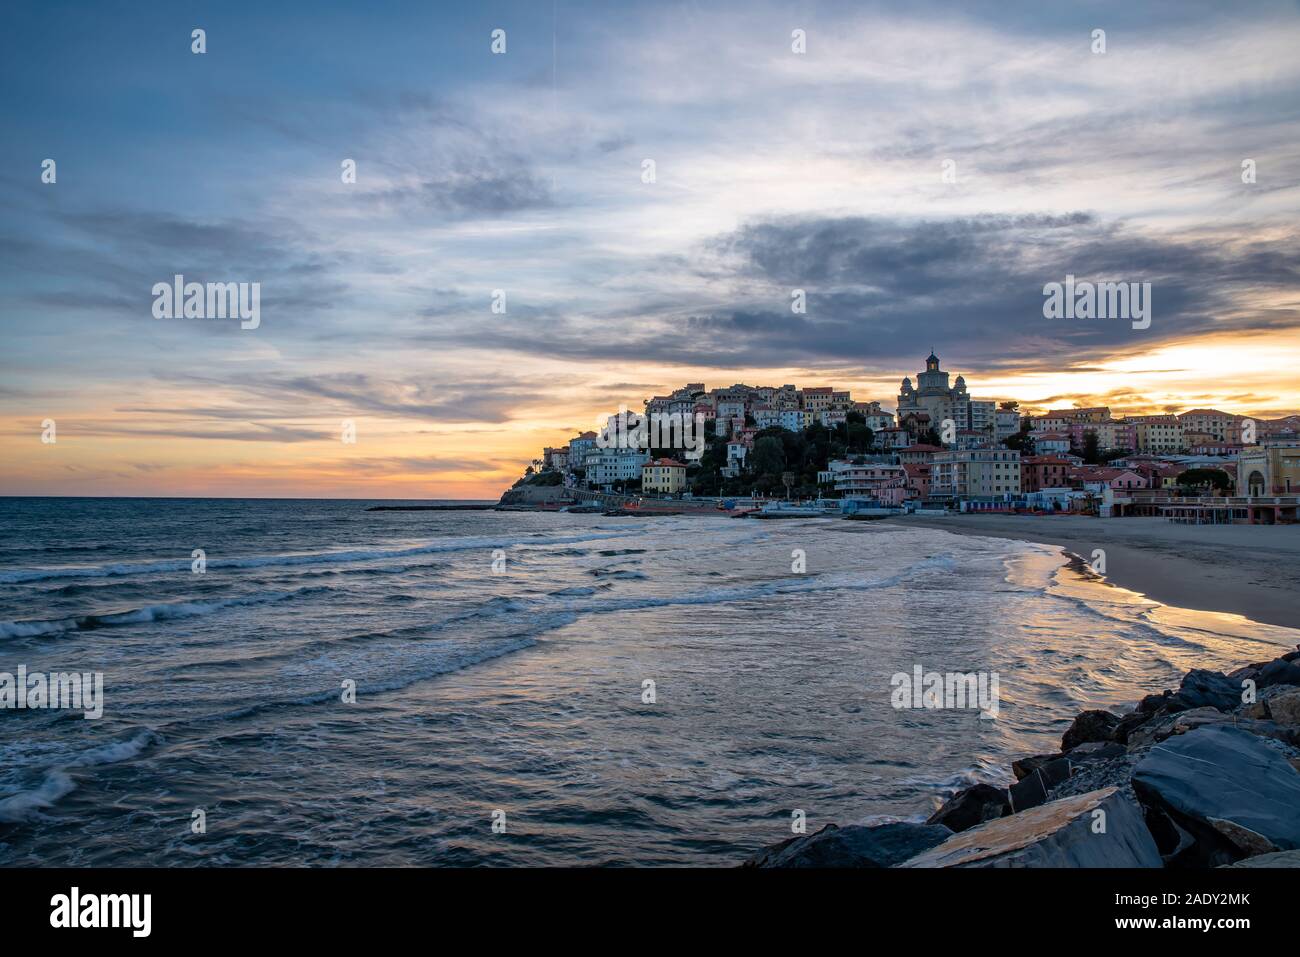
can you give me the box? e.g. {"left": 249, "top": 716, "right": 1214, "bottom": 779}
{"left": 1176, "top": 468, "right": 1231, "bottom": 493}
{"left": 687, "top": 414, "right": 877, "bottom": 498}
{"left": 512, "top": 469, "right": 564, "bottom": 489}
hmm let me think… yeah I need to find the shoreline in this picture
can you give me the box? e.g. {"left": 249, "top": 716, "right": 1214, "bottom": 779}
{"left": 882, "top": 514, "right": 1300, "bottom": 630}
{"left": 746, "top": 643, "right": 1300, "bottom": 868}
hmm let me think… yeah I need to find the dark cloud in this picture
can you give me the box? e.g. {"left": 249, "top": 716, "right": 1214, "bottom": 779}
{"left": 406, "top": 212, "right": 1300, "bottom": 377}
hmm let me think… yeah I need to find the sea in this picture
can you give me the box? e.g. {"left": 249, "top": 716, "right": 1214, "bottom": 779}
{"left": 0, "top": 497, "right": 1294, "bottom": 866}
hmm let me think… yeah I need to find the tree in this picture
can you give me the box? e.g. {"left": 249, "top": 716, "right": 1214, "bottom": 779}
{"left": 1176, "top": 468, "right": 1230, "bottom": 493}
{"left": 1082, "top": 432, "right": 1101, "bottom": 464}
{"left": 1003, "top": 427, "right": 1034, "bottom": 454}
{"left": 751, "top": 436, "right": 786, "bottom": 476}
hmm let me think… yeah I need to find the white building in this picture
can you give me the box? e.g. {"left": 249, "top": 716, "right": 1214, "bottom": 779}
{"left": 583, "top": 449, "right": 650, "bottom": 486}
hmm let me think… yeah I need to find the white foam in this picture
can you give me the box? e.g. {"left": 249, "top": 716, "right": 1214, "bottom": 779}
{"left": 0, "top": 531, "right": 634, "bottom": 585}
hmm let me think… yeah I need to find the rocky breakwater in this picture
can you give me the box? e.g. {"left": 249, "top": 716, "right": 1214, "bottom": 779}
{"left": 746, "top": 646, "right": 1300, "bottom": 868}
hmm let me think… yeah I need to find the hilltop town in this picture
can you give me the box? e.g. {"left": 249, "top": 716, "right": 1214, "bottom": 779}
{"left": 512, "top": 352, "right": 1300, "bottom": 523}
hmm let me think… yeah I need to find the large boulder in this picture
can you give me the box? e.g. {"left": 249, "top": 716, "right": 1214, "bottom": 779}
{"left": 1113, "top": 710, "right": 1155, "bottom": 744}
{"left": 1126, "top": 706, "right": 1231, "bottom": 749}
{"left": 1176, "top": 669, "right": 1242, "bottom": 711}
{"left": 1132, "top": 725, "right": 1300, "bottom": 863}
{"left": 745, "top": 821, "right": 953, "bottom": 868}
{"left": 1012, "top": 754, "right": 1060, "bottom": 781}
{"left": 1261, "top": 688, "right": 1300, "bottom": 727}
{"left": 1258, "top": 658, "right": 1300, "bottom": 689}
{"left": 1009, "top": 758, "right": 1073, "bottom": 812}
{"left": 1125, "top": 707, "right": 1296, "bottom": 750}
{"left": 1138, "top": 691, "right": 1189, "bottom": 715}
{"left": 899, "top": 787, "right": 1162, "bottom": 868}
{"left": 1061, "top": 710, "right": 1121, "bottom": 751}
{"left": 925, "top": 783, "right": 1011, "bottom": 833}
{"left": 1225, "top": 849, "right": 1300, "bottom": 868}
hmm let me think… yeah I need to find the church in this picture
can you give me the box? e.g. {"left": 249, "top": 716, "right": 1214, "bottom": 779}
{"left": 897, "top": 352, "right": 977, "bottom": 437}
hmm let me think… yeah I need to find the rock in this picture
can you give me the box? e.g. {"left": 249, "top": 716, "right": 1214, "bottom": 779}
{"left": 1258, "top": 658, "right": 1300, "bottom": 688}
{"left": 1225, "top": 849, "right": 1300, "bottom": 867}
{"left": 1265, "top": 689, "right": 1300, "bottom": 726}
{"left": 1127, "top": 706, "right": 1296, "bottom": 750}
{"left": 899, "top": 787, "right": 1162, "bottom": 868}
{"left": 1061, "top": 710, "right": 1121, "bottom": 752}
{"left": 1143, "top": 804, "right": 1201, "bottom": 864}
{"left": 1068, "top": 741, "right": 1126, "bottom": 762}
{"left": 925, "top": 783, "right": 1011, "bottom": 833}
{"left": 1132, "top": 725, "right": 1300, "bottom": 862}
{"left": 1139, "top": 691, "right": 1188, "bottom": 715}
{"left": 1009, "top": 758, "right": 1073, "bottom": 812}
{"left": 1047, "top": 749, "right": 1145, "bottom": 803}
{"left": 1126, "top": 707, "right": 1228, "bottom": 749}
{"left": 1113, "top": 711, "right": 1154, "bottom": 744}
{"left": 1177, "top": 669, "right": 1242, "bottom": 711}
{"left": 1228, "top": 664, "right": 1263, "bottom": 683}
{"left": 1012, "top": 754, "right": 1060, "bottom": 781}
{"left": 745, "top": 821, "right": 953, "bottom": 868}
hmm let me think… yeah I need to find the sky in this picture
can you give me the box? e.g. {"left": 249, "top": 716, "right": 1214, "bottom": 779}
{"left": 2, "top": 0, "right": 1299, "bottom": 498}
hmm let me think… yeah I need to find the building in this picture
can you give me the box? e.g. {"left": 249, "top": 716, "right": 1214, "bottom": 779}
{"left": 568, "top": 432, "right": 598, "bottom": 465}
{"left": 969, "top": 399, "right": 997, "bottom": 435}
{"left": 1128, "top": 415, "right": 1184, "bottom": 454}
{"left": 642, "top": 458, "right": 688, "bottom": 494}
{"left": 1069, "top": 420, "right": 1136, "bottom": 452}
{"left": 902, "top": 463, "right": 931, "bottom": 500}
{"left": 897, "top": 352, "right": 973, "bottom": 436}
{"left": 827, "top": 461, "right": 908, "bottom": 500}
{"left": 818, "top": 409, "right": 848, "bottom": 428}
{"left": 1071, "top": 466, "right": 1149, "bottom": 492}
{"left": 898, "top": 444, "right": 943, "bottom": 465}
{"left": 1178, "top": 409, "right": 1235, "bottom": 443}
{"left": 954, "top": 428, "right": 990, "bottom": 450}
{"left": 1238, "top": 442, "right": 1300, "bottom": 495}
{"left": 931, "top": 449, "right": 1022, "bottom": 499}
{"left": 1031, "top": 431, "right": 1071, "bottom": 456}
{"left": 583, "top": 448, "right": 650, "bottom": 486}
{"left": 801, "top": 387, "right": 835, "bottom": 413}
{"left": 994, "top": 407, "right": 1022, "bottom": 442}
{"left": 779, "top": 409, "right": 812, "bottom": 432}
{"left": 875, "top": 427, "right": 913, "bottom": 450}
{"left": 1021, "top": 455, "right": 1073, "bottom": 492}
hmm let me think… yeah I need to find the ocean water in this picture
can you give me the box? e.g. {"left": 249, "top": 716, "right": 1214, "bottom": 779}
{"left": 0, "top": 497, "right": 1295, "bottom": 867}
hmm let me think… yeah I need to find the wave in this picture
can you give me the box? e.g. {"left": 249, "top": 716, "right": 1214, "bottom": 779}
{"left": 196, "top": 626, "right": 570, "bottom": 726}
{"left": 0, "top": 730, "right": 160, "bottom": 823}
{"left": 462, "top": 554, "right": 958, "bottom": 624}
{"left": 0, "top": 586, "right": 330, "bottom": 640}
{"left": 0, "top": 531, "right": 635, "bottom": 585}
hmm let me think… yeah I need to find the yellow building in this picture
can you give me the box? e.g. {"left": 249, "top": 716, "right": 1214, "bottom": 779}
{"left": 1128, "top": 415, "right": 1184, "bottom": 453}
{"left": 642, "top": 458, "right": 688, "bottom": 494}
{"left": 1238, "top": 443, "right": 1300, "bottom": 495}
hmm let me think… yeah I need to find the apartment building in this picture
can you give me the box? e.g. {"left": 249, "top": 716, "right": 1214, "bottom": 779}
{"left": 931, "top": 449, "right": 1022, "bottom": 498}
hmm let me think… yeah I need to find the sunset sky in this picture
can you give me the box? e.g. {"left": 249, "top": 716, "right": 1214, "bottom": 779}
{"left": 2, "top": 0, "right": 1299, "bottom": 498}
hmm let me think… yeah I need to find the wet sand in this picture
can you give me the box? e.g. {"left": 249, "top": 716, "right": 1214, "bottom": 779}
{"left": 883, "top": 514, "right": 1300, "bottom": 630}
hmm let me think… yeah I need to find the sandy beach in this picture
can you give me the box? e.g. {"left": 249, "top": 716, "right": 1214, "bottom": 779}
{"left": 884, "top": 514, "right": 1300, "bottom": 629}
